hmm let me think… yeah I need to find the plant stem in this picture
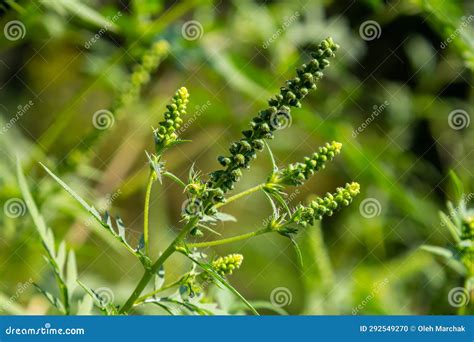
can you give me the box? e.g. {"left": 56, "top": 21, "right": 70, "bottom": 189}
{"left": 134, "top": 279, "right": 182, "bottom": 305}
{"left": 144, "top": 171, "right": 156, "bottom": 256}
{"left": 215, "top": 183, "right": 267, "bottom": 209}
{"left": 119, "top": 217, "right": 199, "bottom": 314}
{"left": 187, "top": 228, "right": 271, "bottom": 248}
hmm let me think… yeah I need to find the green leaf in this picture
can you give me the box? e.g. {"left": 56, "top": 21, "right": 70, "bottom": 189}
{"left": 76, "top": 294, "right": 93, "bottom": 315}
{"left": 154, "top": 265, "right": 165, "bottom": 292}
{"left": 183, "top": 253, "right": 259, "bottom": 315}
{"left": 66, "top": 250, "right": 78, "bottom": 300}
{"left": 439, "top": 211, "right": 461, "bottom": 243}
{"left": 420, "top": 245, "right": 453, "bottom": 259}
{"left": 289, "top": 237, "right": 304, "bottom": 269}
{"left": 56, "top": 241, "right": 67, "bottom": 276}
{"left": 40, "top": 162, "right": 102, "bottom": 223}
{"left": 449, "top": 170, "right": 464, "bottom": 203}
{"left": 213, "top": 212, "right": 237, "bottom": 222}
{"left": 264, "top": 141, "right": 278, "bottom": 174}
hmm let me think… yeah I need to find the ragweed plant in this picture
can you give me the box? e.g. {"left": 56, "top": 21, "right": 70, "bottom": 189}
{"left": 19, "top": 38, "right": 360, "bottom": 315}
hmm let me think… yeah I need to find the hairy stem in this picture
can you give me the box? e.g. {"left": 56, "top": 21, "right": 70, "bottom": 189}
{"left": 143, "top": 171, "right": 157, "bottom": 256}
{"left": 215, "top": 183, "right": 267, "bottom": 209}
{"left": 119, "top": 217, "right": 199, "bottom": 314}
{"left": 187, "top": 227, "right": 271, "bottom": 248}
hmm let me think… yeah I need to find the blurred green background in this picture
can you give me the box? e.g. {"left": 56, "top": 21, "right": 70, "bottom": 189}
{"left": 0, "top": 0, "right": 473, "bottom": 315}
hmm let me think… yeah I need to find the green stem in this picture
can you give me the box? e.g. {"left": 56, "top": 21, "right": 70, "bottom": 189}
{"left": 187, "top": 228, "right": 271, "bottom": 248}
{"left": 215, "top": 183, "right": 267, "bottom": 209}
{"left": 134, "top": 279, "right": 182, "bottom": 305}
{"left": 143, "top": 171, "right": 156, "bottom": 256}
{"left": 119, "top": 217, "right": 199, "bottom": 314}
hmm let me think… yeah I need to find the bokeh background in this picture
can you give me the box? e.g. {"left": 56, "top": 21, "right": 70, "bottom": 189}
{"left": 0, "top": 0, "right": 473, "bottom": 315}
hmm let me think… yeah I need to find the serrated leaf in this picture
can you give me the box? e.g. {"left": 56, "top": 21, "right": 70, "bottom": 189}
{"left": 66, "top": 250, "right": 78, "bottom": 299}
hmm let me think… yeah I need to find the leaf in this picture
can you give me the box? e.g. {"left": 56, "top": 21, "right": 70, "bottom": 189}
{"left": 136, "top": 233, "right": 145, "bottom": 252}
{"left": 420, "top": 245, "right": 453, "bottom": 259}
{"left": 33, "top": 284, "right": 65, "bottom": 313}
{"left": 76, "top": 294, "right": 93, "bottom": 315}
{"left": 439, "top": 211, "right": 461, "bottom": 243}
{"left": 449, "top": 170, "right": 464, "bottom": 203}
{"left": 116, "top": 216, "right": 126, "bottom": 240}
{"left": 289, "top": 237, "right": 304, "bottom": 269}
{"left": 183, "top": 253, "right": 259, "bottom": 315}
{"left": 66, "top": 250, "right": 78, "bottom": 299}
{"left": 56, "top": 241, "right": 67, "bottom": 276}
{"left": 40, "top": 163, "right": 102, "bottom": 223}
{"left": 213, "top": 212, "right": 237, "bottom": 222}
{"left": 264, "top": 141, "right": 278, "bottom": 174}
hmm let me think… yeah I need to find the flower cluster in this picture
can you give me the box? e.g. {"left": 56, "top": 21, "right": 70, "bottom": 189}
{"left": 114, "top": 40, "right": 170, "bottom": 114}
{"left": 291, "top": 182, "right": 360, "bottom": 227}
{"left": 211, "top": 254, "right": 244, "bottom": 276}
{"left": 200, "top": 38, "right": 339, "bottom": 211}
{"left": 153, "top": 87, "right": 189, "bottom": 154}
{"left": 272, "top": 141, "right": 342, "bottom": 186}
